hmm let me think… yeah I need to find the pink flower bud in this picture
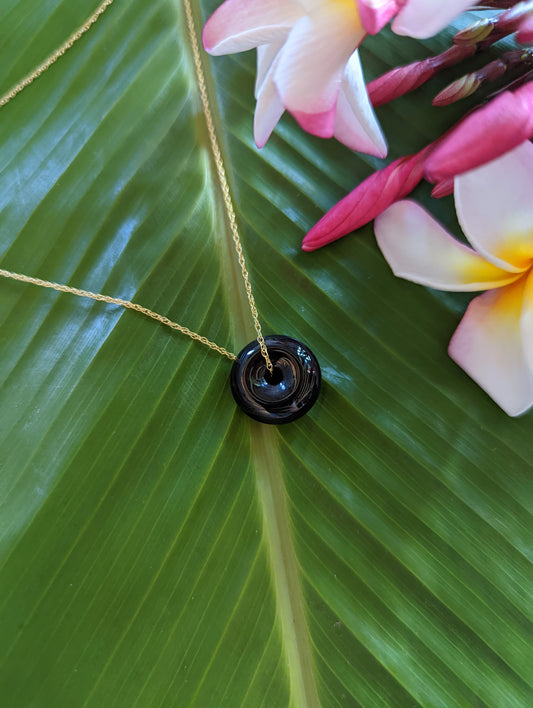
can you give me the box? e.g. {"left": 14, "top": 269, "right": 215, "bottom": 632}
{"left": 453, "top": 18, "right": 495, "bottom": 46}
{"left": 433, "top": 57, "right": 508, "bottom": 106}
{"left": 433, "top": 74, "right": 482, "bottom": 106}
{"left": 368, "top": 62, "right": 436, "bottom": 107}
{"left": 368, "top": 45, "right": 475, "bottom": 107}
{"left": 425, "top": 81, "right": 533, "bottom": 182}
{"left": 302, "top": 144, "right": 434, "bottom": 251}
{"left": 518, "top": 13, "right": 533, "bottom": 44}
{"left": 431, "top": 178, "right": 454, "bottom": 198}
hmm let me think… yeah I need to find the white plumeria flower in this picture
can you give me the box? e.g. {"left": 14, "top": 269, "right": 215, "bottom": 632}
{"left": 375, "top": 141, "right": 533, "bottom": 416}
{"left": 203, "top": 0, "right": 388, "bottom": 155}
{"left": 203, "top": 0, "right": 480, "bottom": 152}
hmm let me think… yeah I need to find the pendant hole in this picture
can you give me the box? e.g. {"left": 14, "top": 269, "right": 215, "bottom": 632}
{"left": 265, "top": 365, "right": 283, "bottom": 385}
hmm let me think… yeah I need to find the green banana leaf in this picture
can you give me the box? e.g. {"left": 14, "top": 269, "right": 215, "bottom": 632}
{"left": 0, "top": 1, "right": 531, "bottom": 705}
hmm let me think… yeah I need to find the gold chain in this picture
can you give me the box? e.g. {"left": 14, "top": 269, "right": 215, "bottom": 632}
{"left": 0, "top": 0, "right": 114, "bottom": 108}
{"left": 0, "top": 269, "right": 237, "bottom": 361}
{"left": 182, "top": 0, "right": 272, "bottom": 372}
{"left": 0, "top": 0, "right": 273, "bottom": 371}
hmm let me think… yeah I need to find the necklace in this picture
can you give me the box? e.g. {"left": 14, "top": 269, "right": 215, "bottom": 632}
{"left": 0, "top": 0, "right": 320, "bottom": 424}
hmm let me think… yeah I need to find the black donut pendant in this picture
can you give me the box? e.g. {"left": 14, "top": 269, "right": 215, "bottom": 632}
{"left": 230, "top": 335, "right": 321, "bottom": 424}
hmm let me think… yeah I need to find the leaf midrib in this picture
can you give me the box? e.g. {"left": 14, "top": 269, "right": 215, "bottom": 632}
{"left": 181, "top": 1, "right": 320, "bottom": 704}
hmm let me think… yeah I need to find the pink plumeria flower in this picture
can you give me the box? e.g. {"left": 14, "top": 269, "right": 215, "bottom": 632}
{"left": 203, "top": 0, "right": 387, "bottom": 155}
{"left": 375, "top": 141, "right": 533, "bottom": 416}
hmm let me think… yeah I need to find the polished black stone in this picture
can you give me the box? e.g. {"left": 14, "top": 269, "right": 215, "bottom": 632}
{"left": 230, "top": 335, "right": 321, "bottom": 424}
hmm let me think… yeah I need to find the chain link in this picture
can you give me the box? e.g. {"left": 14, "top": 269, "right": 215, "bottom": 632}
{"left": 0, "top": 0, "right": 273, "bottom": 370}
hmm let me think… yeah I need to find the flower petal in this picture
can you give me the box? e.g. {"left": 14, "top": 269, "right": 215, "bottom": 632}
{"left": 254, "top": 56, "right": 285, "bottom": 148}
{"left": 203, "top": 0, "right": 303, "bottom": 55}
{"left": 274, "top": 4, "right": 364, "bottom": 137}
{"left": 333, "top": 51, "right": 387, "bottom": 156}
{"left": 392, "top": 0, "right": 476, "bottom": 38}
{"left": 357, "top": 0, "right": 399, "bottom": 34}
{"left": 449, "top": 272, "right": 533, "bottom": 416}
{"left": 375, "top": 201, "right": 519, "bottom": 290}
{"left": 520, "top": 265, "right": 533, "bottom": 375}
{"left": 255, "top": 43, "right": 282, "bottom": 98}
{"left": 455, "top": 141, "right": 533, "bottom": 272}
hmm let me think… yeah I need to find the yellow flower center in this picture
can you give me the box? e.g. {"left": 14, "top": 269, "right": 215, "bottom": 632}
{"left": 496, "top": 231, "right": 533, "bottom": 271}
